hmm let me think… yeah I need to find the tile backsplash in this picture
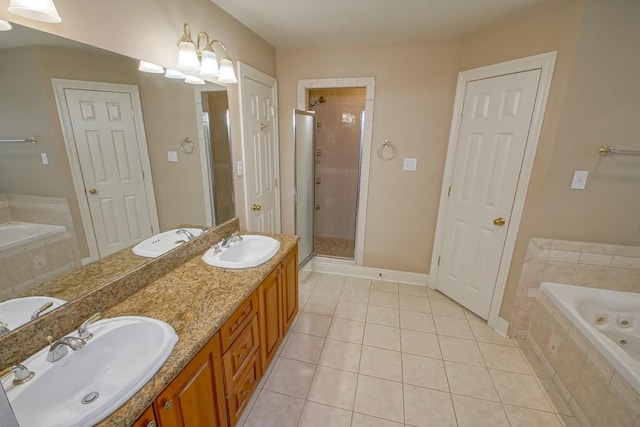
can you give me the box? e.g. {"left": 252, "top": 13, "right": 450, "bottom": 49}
{"left": 508, "top": 238, "right": 640, "bottom": 338}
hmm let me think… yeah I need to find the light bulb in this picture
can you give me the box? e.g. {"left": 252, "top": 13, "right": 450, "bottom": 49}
{"left": 199, "top": 49, "right": 220, "bottom": 78}
{"left": 218, "top": 57, "right": 237, "bottom": 84}
{"left": 8, "top": 0, "right": 62, "bottom": 23}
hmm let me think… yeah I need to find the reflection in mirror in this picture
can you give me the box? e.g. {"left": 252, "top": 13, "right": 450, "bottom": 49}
{"left": 0, "top": 23, "right": 234, "bottom": 333}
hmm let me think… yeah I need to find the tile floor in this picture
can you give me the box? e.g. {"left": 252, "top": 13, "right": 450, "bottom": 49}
{"left": 315, "top": 236, "right": 355, "bottom": 259}
{"left": 238, "top": 272, "right": 577, "bottom": 427}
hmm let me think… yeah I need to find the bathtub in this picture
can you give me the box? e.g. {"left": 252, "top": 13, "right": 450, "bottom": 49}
{"left": 0, "top": 221, "right": 66, "bottom": 251}
{"left": 541, "top": 281, "right": 640, "bottom": 394}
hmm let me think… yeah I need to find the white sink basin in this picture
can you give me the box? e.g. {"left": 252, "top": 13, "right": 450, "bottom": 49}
{"left": 202, "top": 235, "right": 280, "bottom": 269}
{"left": 132, "top": 228, "right": 204, "bottom": 258}
{"left": 2, "top": 316, "right": 178, "bottom": 427}
{"left": 0, "top": 296, "right": 66, "bottom": 331}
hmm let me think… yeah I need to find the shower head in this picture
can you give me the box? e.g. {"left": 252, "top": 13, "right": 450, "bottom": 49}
{"left": 309, "top": 96, "right": 326, "bottom": 108}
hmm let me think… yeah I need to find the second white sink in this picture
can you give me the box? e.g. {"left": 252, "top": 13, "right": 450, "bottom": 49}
{"left": 132, "top": 228, "right": 204, "bottom": 258}
{"left": 202, "top": 235, "right": 280, "bottom": 269}
{"left": 0, "top": 296, "right": 66, "bottom": 332}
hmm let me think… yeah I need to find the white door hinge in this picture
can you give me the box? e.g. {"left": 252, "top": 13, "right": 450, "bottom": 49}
{"left": 447, "top": 186, "right": 452, "bottom": 197}
{"left": 437, "top": 256, "right": 441, "bottom": 266}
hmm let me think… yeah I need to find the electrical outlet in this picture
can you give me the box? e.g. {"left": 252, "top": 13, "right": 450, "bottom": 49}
{"left": 403, "top": 158, "right": 417, "bottom": 171}
{"left": 571, "top": 170, "right": 588, "bottom": 189}
{"left": 40, "top": 153, "right": 49, "bottom": 165}
{"left": 167, "top": 151, "right": 178, "bottom": 162}
{"left": 237, "top": 161, "right": 244, "bottom": 176}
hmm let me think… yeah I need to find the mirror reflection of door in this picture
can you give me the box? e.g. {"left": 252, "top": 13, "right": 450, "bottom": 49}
{"left": 309, "top": 88, "right": 365, "bottom": 260}
{"left": 201, "top": 91, "right": 234, "bottom": 225}
{"left": 294, "top": 110, "right": 316, "bottom": 266}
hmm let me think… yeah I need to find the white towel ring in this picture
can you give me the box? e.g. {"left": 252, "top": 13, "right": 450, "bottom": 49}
{"left": 377, "top": 139, "right": 397, "bottom": 161}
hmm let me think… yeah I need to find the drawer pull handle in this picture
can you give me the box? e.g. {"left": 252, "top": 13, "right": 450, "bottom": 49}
{"left": 241, "top": 379, "right": 257, "bottom": 396}
{"left": 232, "top": 307, "right": 252, "bottom": 331}
{"left": 147, "top": 421, "right": 157, "bottom": 427}
{"left": 164, "top": 400, "right": 173, "bottom": 411}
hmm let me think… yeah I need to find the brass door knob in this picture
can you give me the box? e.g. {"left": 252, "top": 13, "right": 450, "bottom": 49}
{"left": 493, "top": 217, "right": 506, "bottom": 226}
{"left": 164, "top": 400, "right": 173, "bottom": 411}
{"left": 252, "top": 204, "right": 262, "bottom": 212}
{"left": 88, "top": 188, "right": 97, "bottom": 194}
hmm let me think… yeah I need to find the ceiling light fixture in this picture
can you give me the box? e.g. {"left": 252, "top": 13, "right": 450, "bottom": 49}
{"left": 138, "top": 61, "right": 165, "bottom": 74}
{"left": 176, "top": 23, "right": 237, "bottom": 84}
{"left": 0, "top": 19, "right": 12, "bottom": 31}
{"left": 8, "top": 0, "right": 62, "bottom": 23}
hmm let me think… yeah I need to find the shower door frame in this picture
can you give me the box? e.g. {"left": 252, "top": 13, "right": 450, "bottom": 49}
{"left": 297, "top": 77, "right": 375, "bottom": 267}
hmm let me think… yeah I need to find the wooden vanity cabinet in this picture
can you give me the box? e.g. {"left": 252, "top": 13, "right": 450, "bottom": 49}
{"left": 131, "top": 406, "right": 158, "bottom": 427}
{"left": 154, "top": 334, "right": 227, "bottom": 427}
{"left": 281, "top": 246, "right": 299, "bottom": 333}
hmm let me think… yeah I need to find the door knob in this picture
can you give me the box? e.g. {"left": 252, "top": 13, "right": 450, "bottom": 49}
{"left": 493, "top": 217, "right": 506, "bottom": 226}
{"left": 259, "top": 122, "right": 269, "bottom": 130}
{"left": 88, "top": 189, "right": 97, "bottom": 194}
{"left": 252, "top": 204, "right": 262, "bottom": 212}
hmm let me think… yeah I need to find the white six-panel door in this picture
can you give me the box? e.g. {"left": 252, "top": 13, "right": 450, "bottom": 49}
{"left": 436, "top": 69, "right": 541, "bottom": 319}
{"left": 64, "top": 88, "right": 153, "bottom": 257}
{"left": 241, "top": 73, "right": 280, "bottom": 233}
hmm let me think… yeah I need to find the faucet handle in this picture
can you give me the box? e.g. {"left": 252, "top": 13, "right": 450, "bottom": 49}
{"left": 77, "top": 312, "right": 101, "bottom": 340}
{"left": 30, "top": 301, "right": 54, "bottom": 320}
{"left": 0, "top": 364, "right": 35, "bottom": 385}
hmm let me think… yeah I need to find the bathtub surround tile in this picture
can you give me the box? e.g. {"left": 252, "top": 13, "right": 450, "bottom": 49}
{"left": 579, "top": 252, "right": 613, "bottom": 266}
{"left": 549, "top": 323, "right": 586, "bottom": 393}
{"left": 521, "top": 348, "right": 553, "bottom": 379}
{"left": 604, "top": 267, "right": 640, "bottom": 293}
{"left": 586, "top": 346, "right": 615, "bottom": 380}
{"left": 595, "top": 384, "right": 638, "bottom": 427}
{"left": 611, "top": 256, "right": 640, "bottom": 270}
{"left": 610, "top": 372, "right": 640, "bottom": 415}
{"left": 452, "top": 395, "right": 509, "bottom": 427}
{"left": 573, "top": 264, "right": 609, "bottom": 288}
{"left": 548, "top": 250, "right": 581, "bottom": 263}
{"left": 568, "top": 326, "right": 591, "bottom": 354}
{"left": 403, "top": 384, "right": 456, "bottom": 427}
{"left": 538, "top": 377, "right": 573, "bottom": 416}
{"left": 354, "top": 375, "right": 404, "bottom": 423}
{"left": 568, "top": 398, "right": 592, "bottom": 427}
{"left": 552, "top": 373, "right": 572, "bottom": 404}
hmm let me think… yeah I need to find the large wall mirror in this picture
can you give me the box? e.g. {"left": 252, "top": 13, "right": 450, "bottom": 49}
{"left": 0, "top": 22, "right": 235, "bottom": 335}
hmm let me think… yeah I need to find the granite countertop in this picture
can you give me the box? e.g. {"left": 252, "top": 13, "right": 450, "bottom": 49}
{"left": 95, "top": 233, "right": 299, "bottom": 427}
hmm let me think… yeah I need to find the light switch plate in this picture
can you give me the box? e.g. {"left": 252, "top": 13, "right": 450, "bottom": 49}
{"left": 167, "top": 151, "right": 178, "bottom": 162}
{"left": 403, "top": 158, "right": 417, "bottom": 171}
{"left": 237, "top": 160, "right": 244, "bottom": 176}
{"left": 40, "top": 153, "right": 49, "bottom": 165}
{"left": 571, "top": 170, "right": 588, "bottom": 189}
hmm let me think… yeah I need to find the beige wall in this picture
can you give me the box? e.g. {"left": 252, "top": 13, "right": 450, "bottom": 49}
{"left": 0, "top": 0, "right": 277, "bottom": 232}
{"left": 277, "top": 40, "right": 460, "bottom": 272}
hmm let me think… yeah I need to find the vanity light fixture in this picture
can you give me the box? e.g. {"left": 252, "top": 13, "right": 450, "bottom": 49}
{"left": 164, "top": 69, "right": 186, "bottom": 79}
{"left": 0, "top": 19, "right": 11, "bottom": 31}
{"left": 176, "top": 23, "right": 237, "bottom": 84}
{"left": 8, "top": 0, "right": 62, "bottom": 23}
{"left": 138, "top": 61, "right": 164, "bottom": 74}
{"left": 184, "top": 75, "right": 205, "bottom": 85}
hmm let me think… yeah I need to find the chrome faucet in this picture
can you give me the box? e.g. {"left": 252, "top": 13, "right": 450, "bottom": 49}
{"left": 0, "top": 321, "right": 9, "bottom": 337}
{"left": 176, "top": 229, "right": 196, "bottom": 241}
{"left": 77, "top": 312, "right": 101, "bottom": 340}
{"left": 221, "top": 232, "right": 243, "bottom": 248}
{"left": 46, "top": 336, "right": 86, "bottom": 362}
{"left": 0, "top": 364, "right": 35, "bottom": 385}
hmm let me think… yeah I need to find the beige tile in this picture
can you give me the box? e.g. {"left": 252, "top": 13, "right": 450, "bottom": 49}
{"left": 293, "top": 312, "right": 332, "bottom": 337}
{"left": 401, "top": 329, "right": 441, "bottom": 359}
{"left": 308, "top": 366, "right": 358, "bottom": 410}
{"left": 445, "top": 361, "right": 499, "bottom": 401}
{"left": 572, "top": 354, "right": 612, "bottom": 422}
{"left": 521, "top": 348, "right": 552, "bottom": 380}
{"left": 319, "top": 339, "right": 362, "bottom": 372}
{"left": 428, "top": 288, "right": 450, "bottom": 301}
{"left": 452, "top": 394, "right": 509, "bottom": 427}
{"left": 366, "top": 305, "right": 399, "bottom": 327}
{"left": 430, "top": 298, "right": 466, "bottom": 319}
{"left": 503, "top": 405, "right": 562, "bottom": 427}
{"left": 611, "top": 372, "right": 640, "bottom": 415}
{"left": 596, "top": 386, "right": 637, "bottom": 427}
{"left": 340, "top": 287, "right": 370, "bottom": 304}
{"left": 538, "top": 378, "right": 572, "bottom": 416}
{"left": 371, "top": 281, "right": 398, "bottom": 293}
{"left": 299, "top": 294, "right": 309, "bottom": 307}
{"left": 351, "top": 413, "right": 403, "bottom": 427}
{"left": 327, "top": 318, "right": 366, "bottom": 344}
{"left": 244, "top": 390, "right": 305, "bottom": 427}
{"left": 304, "top": 296, "right": 338, "bottom": 316}
{"left": 403, "top": 384, "right": 456, "bottom": 427}
{"left": 344, "top": 277, "right": 371, "bottom": 290}
{"left": 490, "top": 370, "right": 553, "bottom": 412}
{"left": 398, "top": 283, "right": 428, "bottom": 296}
{"left": 542, "top": 261, "right": 578, "bottom": 283}
{"left": 399, "top": 294, "right": 431, "bottom": 313}
{"left": 479, "top": 342, "right": 531, "bottom": 374}
{"left": 312, "top": 281, "right": 344, "bottom": 298}
{"left": 298, "top": 401, "right": 352, "bottom": 427}
{"left": 334, "top": 300, "right": 368, "bottom": 322}
{"left": 317, "top": 273, "right": 346, "bottom": 286}
{"left": 402, "top": 353, "right": 449, "bottom": 392}
{"left": 264, "top": 357, "right": 316, "bottom": 398}
{"left": 369, "top": 290, "right": 399, "bottom": 308}
{"left": 359, "top": 345, "right": 402, "bottom": 382}
{"left": 434, "top": 315, "right": 474, "bottom": 339}
{"left": 469, "top": 321, "right": 515, "bottom": 346}
{"left": 363, "top": 323, "right": 401, "bottom": 351}
{"left": 354, "top": 375, "right": 404, "bottom": 423}
{"left": 281, "top": 332, "right": 325, "bottom": 364}
{"left": 439, "top": 336, "right": 485, "bottom": 367}
{"left": 400, "top": 310, "right": 436, "bottom": 333}
{"left": 559, "top": 415, "right": 581, "bottom": 427}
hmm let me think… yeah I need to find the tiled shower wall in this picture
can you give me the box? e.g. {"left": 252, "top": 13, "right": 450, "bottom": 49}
{"left": 0, "top": 194, "right": 81, "bottom": 299}
{"left": 508, "top": 238, "right": 640, "bottom": 339}
{"left": 528, "top": 292, "right": 640, "bottom": 426}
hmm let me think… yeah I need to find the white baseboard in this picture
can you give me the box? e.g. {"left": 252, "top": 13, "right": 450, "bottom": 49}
{"left": 494, "top": 317, "right": 510, "bottom": 337}
{"left": 303, "top": 257, "right": 430, "bottom": 287}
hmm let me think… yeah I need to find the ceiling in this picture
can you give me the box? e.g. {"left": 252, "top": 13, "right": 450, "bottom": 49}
{"left": 212, "top": 0, "right": 552, "bottom": 49}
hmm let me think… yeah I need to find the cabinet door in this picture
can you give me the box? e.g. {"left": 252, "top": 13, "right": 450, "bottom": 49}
{"left": 132, "top": 406, "right": 157, "bottom": 427}
{"left": 155, "top": 336, "right": 226, "bottom": 427}
{"left": 281, "top": 246, "right": 299, "bottom": 334}
{"left": 258, "top": 267, "right": 282, "bottom": 370}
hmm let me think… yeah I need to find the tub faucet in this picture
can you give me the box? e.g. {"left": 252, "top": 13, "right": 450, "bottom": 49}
{"left": 176, "top": 229, "right": 196, "bottom": 241}
{"left": 221, "top": 232, "right": 243, "bottom": 248}
{"left": 46, "top": 336, "right": 86, "bottom": 362}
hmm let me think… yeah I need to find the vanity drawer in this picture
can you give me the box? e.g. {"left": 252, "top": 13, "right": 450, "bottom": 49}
{"left": 222, "top": 314, "right": 259, "bottom": 393}
{"left": 226, "top": 351, "right": 261, "bottom": 426}
{"left": 220, "top": 292, "right": 258, "bottom": 352}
